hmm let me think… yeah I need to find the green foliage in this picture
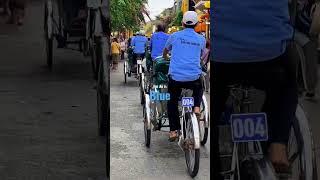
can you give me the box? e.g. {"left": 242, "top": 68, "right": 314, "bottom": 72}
{"left": 110, "top": 0, "right": 148, "bottom": 31}
{"left": 170, "top": 10, "right": 183, "bottom": 27}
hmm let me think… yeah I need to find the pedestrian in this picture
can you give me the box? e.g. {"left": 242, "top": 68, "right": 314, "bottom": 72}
{"left": 6, "top": 0, "right": 27, "bottom": 26}
{"left": 120, "top": 39, "right": 126, "bottom": 60}
{"left": 111, "top": 38, "right": 121, "bottom": 70}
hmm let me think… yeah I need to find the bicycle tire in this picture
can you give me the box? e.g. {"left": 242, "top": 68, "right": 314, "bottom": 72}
{"left": 140, "top": 84, "right": 144, "bottom": 105}
{"left": 200, "top": 100, "right": 209, "bottom": 145}
{"left": 124, "top": 61, "right": 127, "bottom": 83}
{"left": 288, "top": 104, "right": 318, "bottom": 180}
{"left": 143, "top": 102, "right": 151, "bottom": 147}
{"left": 200, "top": 127, "right": 208, "bottom": 146}
{"left": 183, "top": 112, "right": 200, "bottom": 178}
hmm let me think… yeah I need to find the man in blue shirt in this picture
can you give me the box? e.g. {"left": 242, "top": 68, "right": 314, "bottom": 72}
{"left": 131, "top": 30, "right": 148, "bottom": 72}
{"left": 163, "top": 11, "right": 206, "bottom": 141}
{"left": 212, "top": 1, "right": 298, "bottom": 175}
{"left": 150, "top": 24, "right": 170, "bottom": 60}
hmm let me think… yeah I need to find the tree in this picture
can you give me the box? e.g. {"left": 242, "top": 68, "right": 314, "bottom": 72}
{"left": 170, "top": 10, "right": 183, "bottom": 27}
{"left": 110, "top": 0, "right": 151, "bottom": 31}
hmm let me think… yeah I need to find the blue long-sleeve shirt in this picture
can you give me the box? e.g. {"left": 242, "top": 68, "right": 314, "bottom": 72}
{"left": 132, "top": 35, "right": 148, "bottom": 54}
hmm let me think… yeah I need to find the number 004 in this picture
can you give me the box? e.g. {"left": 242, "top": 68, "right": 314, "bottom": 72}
{"left": 233, "top": 118, "right": 266, "bottom": 138}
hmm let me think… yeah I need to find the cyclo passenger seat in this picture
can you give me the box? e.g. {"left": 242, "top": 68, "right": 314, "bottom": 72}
{"left": 153, "top": 57, "right": 170, "bottom": 86}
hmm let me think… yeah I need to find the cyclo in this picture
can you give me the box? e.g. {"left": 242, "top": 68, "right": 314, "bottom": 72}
{"left": 123, "top": 45, "right": 145, "bottom": 87}
{"left": 44, "top": 0, "right": 109, "bottom": 137}
{"left": 142, "top": 57, "right": 210, "bottom": 178}
{"left": 44, "top": 0, "right": 108, "bottom": 80}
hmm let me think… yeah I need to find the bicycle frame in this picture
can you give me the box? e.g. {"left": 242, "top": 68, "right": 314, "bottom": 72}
{"left": 225, "top": 86, "right": 266, "bottom": 179}
{"left": 179, "top": 89, "right": 201, "bottom": 150}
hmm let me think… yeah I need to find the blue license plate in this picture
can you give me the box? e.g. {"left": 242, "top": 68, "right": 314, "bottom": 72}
{"left": 182, "top": 97, "right": 194, "bottom": 107}
{"left": 230, "top": 113, "right": 268, "bottom": 142}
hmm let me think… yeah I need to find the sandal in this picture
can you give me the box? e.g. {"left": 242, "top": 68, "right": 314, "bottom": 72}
{"left": 168, "top": 131, "right": 179, "bottom": 142}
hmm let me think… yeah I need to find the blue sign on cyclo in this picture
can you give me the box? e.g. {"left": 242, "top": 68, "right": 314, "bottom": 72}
{"left": 230, "top": 113, "right": 268, "bottom": 142}
{"left": 182, "top": 97, "right": 194, "bottom": 107}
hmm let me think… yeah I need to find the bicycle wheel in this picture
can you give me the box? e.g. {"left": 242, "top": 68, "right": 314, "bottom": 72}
{"left": 199, "top": 96, "right": 209, "bottom": 145}
{"left": 287, "top": 104, "right": 318, "bottom": 180}
{"left": 183, "top": 112, "right": 200, "bottom": 177}
{"left": 140, "top": 84, "right": 144, "bottom": 105}
{"left": 143, "top": 94, "right": 151, "bottom": 147}
{"left": 124, "top": 61, "right": 127, "bottom": 83}
{"left": 140, "top": 74, "right": 145, "bottom": 105}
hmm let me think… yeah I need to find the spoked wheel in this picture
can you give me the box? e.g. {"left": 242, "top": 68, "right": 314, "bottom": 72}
{"left": 97, "top": 63, "right": 107, "bottom": 136}
{"left": 199, "top": 97, "right": 209, "bottom": 145}
{"left": 124, "top": 61, "right": 127, "bottom": 84}
{"left": 183, "top": 112, "right": 200, "bottom": 178}
{"left": 144, "top": 72, "right": 150, "bottom": 94}
{"left": 44, "top": 1, "right": 53, "bottom": 70}
{"left": 140, "top": 74, "right": 145, "bottom": 105}
{"left": 137, "top": 62, "right": 142, "bottom": 86}
{"left": 143, "top": 95, "right": 151, "bottom": 147}
{"left": 287, "top": 104, "right": 318, "bottom": 180}
{"left": 140, "top": 84, "right": 144, "bottom": 105}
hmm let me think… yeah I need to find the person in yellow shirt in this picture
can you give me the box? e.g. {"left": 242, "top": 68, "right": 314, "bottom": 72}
{"left": 111, "top": 38, "right": 121, "bottom": 70}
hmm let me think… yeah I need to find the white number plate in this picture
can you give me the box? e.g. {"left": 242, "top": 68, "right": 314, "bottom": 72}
{"left": 231, "top": 113, "right": 268, "bottom": 142}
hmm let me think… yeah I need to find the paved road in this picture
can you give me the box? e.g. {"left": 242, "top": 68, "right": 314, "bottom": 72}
{"left": 0, "top": 1, "right": 106, "bottom": 180}
{"left": 110, "top": 61, "right": 211, "bottom": 180}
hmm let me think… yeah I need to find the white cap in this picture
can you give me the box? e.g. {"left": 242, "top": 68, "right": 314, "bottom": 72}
{"left": 140, "top": 30, "right": 145, "bottom": 35}
{"left": 182, "top": 11, "right": 198, "bottom": 25}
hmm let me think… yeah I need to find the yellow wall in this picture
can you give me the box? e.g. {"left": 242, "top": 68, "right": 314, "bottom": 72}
{"left": 181, "top": 0, "right": 188, "bottom": 13}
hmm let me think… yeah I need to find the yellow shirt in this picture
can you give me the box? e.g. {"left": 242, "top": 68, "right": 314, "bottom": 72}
{"left": 111, "top": 42, "right": 121, "bottom": 54}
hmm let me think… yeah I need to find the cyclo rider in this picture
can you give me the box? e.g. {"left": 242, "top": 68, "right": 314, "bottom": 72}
{"left": 162, "top": 11, "right": 206, "bottom": 141}
{"left": 150, "top": 23, "right": 170, "bottom": 62}
{"left": 212, "top": 1, "right": 298, "bottom": 178}
{"left": 131, "top": 30, "right": 148, "bottom": 73}
{"left": 127, "top": 32, "right": 138, "bottom": 72}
